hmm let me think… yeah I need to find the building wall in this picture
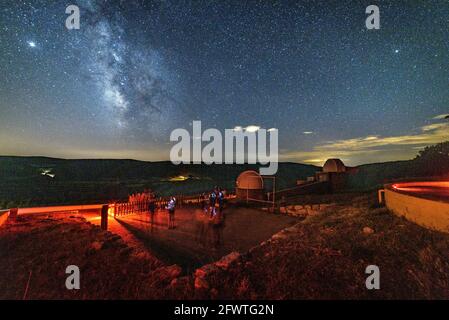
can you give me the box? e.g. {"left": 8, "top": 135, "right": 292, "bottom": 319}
{"left": 316, "top": 172, "right": 347, "bottom": 191}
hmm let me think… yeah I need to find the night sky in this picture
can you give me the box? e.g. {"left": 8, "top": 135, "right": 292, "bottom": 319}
{"left": 1, "top": 0, "right": 448, "bottom": 166}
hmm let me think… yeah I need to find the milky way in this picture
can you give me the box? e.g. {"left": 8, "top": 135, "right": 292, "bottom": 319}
{"left": 78, "top": 0, "right": 181, "bottom": 134}
{"left": 0, "top": 0, "right": 449, "bottom": 164}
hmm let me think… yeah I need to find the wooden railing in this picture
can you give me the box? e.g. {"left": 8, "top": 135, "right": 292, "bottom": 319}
{"left": 112, "top": 193, "right": 235, "bottom": 218}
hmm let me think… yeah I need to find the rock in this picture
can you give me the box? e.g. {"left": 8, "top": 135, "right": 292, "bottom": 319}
{"left": 134, "top": 251, "right": 149, "bottom": 260}
{"left": 153, "top": 264, "right": 182, "bottom": 283}
{"left": 210, "top": 288, "right": 218, "bottom": 298}
{"left": 119, "top": 247, "right": 133, "bottom": 256}
{"left": 363, "top": 227, "right": 374, "bottom": 234}
{"left": 194, "top": 276, "right": 209, "bottom": 290}
{"left": 194, "top": 263, "right": 221, "bottom": 293}
{"left": 163, "top": 264, "right": 182, "bottom": 278}
{"left": 307, "top": 209, "right": 320, "bottom": 216}
{"left": 321, "top": 227, "right": 335, "bottom": 235}
{"left": 195, "top": 264, "right": 217, "bottom": 278}
{"left": 319, "top": 204, "right": 336, "bottom": 211}
{"left": 285, "top": 225, "right": 299, "bottom": 233}
{"left": 170, "top": 276, "right": 191, "bottom": 289}
{"left": 271, "top": 232, "right": 288, "bottom": 240}
{"left": 215, "top": 252, "right": 241, "bottom": 270}
{"left": 91, "top": 241, "right": 103, "bottom": 251}
{"left": 170, "top": 278, "right": 178, "bottom": 287}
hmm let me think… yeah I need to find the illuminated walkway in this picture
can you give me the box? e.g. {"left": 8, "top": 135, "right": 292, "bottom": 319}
{"left": 87, "top": 206, "right": 298, "bottom": 272}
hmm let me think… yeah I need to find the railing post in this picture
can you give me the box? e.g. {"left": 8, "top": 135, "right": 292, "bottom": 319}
{"left": 101, "top": 204, "right": 108, "bottom": 230}
{"left": 378, "top": 189, "right": 385, "bottom": 205}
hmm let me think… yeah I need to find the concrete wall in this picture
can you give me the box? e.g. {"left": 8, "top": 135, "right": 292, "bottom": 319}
{"left": 0, "top": 210, "right": 9, "bottom": 228}
{"left": 17, "top": 204, "right": 104, "bottom": 215}
{"left": 385, "top": 188, "right": 449, "bottom": 233}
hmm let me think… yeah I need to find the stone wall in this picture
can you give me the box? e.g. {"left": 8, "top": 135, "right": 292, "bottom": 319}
{"left": 278, "top": 203, "right": 337, "bottom": 218}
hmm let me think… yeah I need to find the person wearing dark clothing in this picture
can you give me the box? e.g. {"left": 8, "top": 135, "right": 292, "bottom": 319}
{"left": 210, "top": 209, "right": 223, "bottom": 248}
{"left": 201, "top": 193, "right": 208, "bottom": 213}
{"left": 209, "top": 191, "right": 217, "bottom": 217}
{"left": 166, "top": 197, "right": 176, "bottom": 229}
{"left": 217, "top": 188, "right": 224, "bottom": 214}
{"left": 148, "top": 200, "right": 156, "bottom": 231}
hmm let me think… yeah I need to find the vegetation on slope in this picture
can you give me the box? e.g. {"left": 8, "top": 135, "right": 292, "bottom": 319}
{"left": 347, "top": 141, "right": 449, "bottom": 190}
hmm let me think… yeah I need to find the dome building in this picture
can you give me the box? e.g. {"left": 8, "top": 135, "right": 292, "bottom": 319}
{"left": 316, "top": 158, "right": 348, "bottom": 190}
{"left": 322, "top": 158, "right": 347, "bottom": 173}
{"left": 235, "top": 170, "right": 265, "bottom": 200}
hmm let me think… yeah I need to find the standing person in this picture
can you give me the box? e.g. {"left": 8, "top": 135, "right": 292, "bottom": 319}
{"left": 148, "top": 199, "right": 156, "bottom": 232}
{"left": 201, "top": 193, "right": 208, "bottom": 213}
{"left": 194, "top": 208, "right": 207, "bottom": 246}
{"left": 210, "top": 207, "right": 223, "bottom": 249}
{"left": 209, "top": 190, "right": 217, "bottom": 217}
{"left": 166, "top": 197, "right": 176, "bottom": 229}
{"left": 217, "top": 187, "right": 224, "bottom": 215}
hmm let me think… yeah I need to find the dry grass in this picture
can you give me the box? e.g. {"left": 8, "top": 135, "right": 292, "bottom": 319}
{"left": 1, "top": 193, "right": 449, "bottom": 299}
{"left": 201, "top": 193, "right": 449, "bottom": 299}
{"left": 0, "top": 214, "right": 193, "bottom": 299}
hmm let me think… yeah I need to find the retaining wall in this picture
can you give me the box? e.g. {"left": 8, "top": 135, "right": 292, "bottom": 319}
{"left": 384, "top": 186, "right": 449, "bottom": 233}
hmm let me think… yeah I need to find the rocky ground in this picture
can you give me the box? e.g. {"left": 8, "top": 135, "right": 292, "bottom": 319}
{"left": 1, "top": 193, "right": 449, "bottom": 299}
{"left": 196, "top": 194, "right": 449, "bottom": 299}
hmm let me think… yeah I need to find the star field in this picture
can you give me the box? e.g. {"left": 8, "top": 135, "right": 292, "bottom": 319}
{"left": 1, "top": 0, "right": 449, "bottom": 165}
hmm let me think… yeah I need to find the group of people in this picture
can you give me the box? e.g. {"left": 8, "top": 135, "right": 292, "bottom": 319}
{"left": 196, "top": 187, "right": 226, "bottom": 248}
{"left": 147, "top": 196, "right": 176, "bottom": 230}
{"left": 145, "top": 187, "right": 227, "bottom": 248}
{"left": 201, "top": 187, "right": 226, "bottom": 217}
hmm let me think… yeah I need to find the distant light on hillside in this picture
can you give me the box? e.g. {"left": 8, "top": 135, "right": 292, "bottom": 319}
{"left": 40, "top": 168, "right": 55, "bottom": 178}
{"left": 169, "top": 175, "right": 189, "bottom": 182}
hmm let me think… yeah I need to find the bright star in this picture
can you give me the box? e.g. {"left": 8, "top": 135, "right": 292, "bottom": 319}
{"left": 28, "top": 41, "right": 36, "bottom": 48}
{"left": 394, "top": 49, "right": 399, "bottom": 53}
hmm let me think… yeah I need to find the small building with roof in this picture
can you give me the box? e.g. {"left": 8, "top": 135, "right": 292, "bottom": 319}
{"left": 235, "top": 170, "right": 265, "bottom": 200}
{"left": 315, "top": 158, "right": 351, "bottom": 191}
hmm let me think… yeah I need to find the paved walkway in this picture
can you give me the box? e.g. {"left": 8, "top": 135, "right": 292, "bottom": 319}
{"left": 87, "top": 206, "right": 298, "bottom": 272}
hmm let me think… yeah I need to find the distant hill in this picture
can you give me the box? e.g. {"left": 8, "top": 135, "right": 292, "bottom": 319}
{"left": 346, "top": 160, "right": 416, "bottom": 190}
{"left": 2, "top": 140, "right": 448, "bottom": 208}
{"left": 0, "top": 156, "right": 318, "bottom": 208}
{"left": 347, "top": 141, "right": 449, "bottom": 190}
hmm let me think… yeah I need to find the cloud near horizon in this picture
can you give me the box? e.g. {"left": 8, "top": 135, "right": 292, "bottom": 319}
{"left": 433, "top": 114, "right": 449, "bottom": 120}
{"left": 282, "top": 120, "right": 449, "bottom": 167}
